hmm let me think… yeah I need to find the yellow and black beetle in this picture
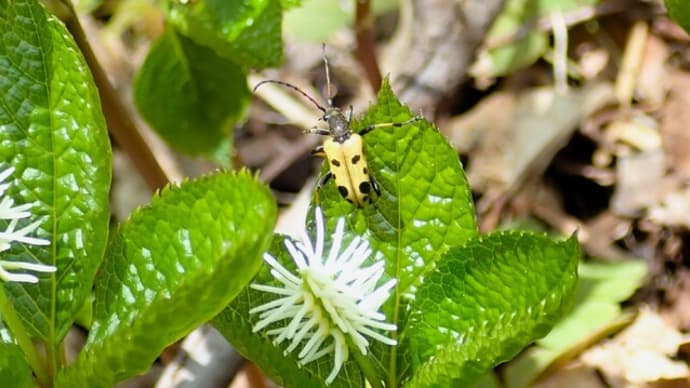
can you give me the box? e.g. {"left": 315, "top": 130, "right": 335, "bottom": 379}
{"left": 254, "top": 53, "right": 421, "bottom": 207}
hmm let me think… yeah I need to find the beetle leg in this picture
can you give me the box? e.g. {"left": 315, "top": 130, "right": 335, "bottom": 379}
{"left": 316, "top": 171, "right": 333, "bottom": 191}
{"left": 347, "top": 105, "right": 353, "bottom": 123}
{"left": 359, "top": 115, "right": 423, "bottom": 136}
{"left": 304, "top": 126, "right": 331, "bottom": 136}
{"left": 371, "top": 176, "right": 381, "bottom": 196}
{"left": 313, "top": 171, "right": 333, "bottom": 205}
{"left": 312, "top": 145, "right": 325, "bottom": 157}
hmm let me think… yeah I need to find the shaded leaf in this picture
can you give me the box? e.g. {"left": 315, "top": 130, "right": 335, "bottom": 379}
{"left": 665, "top": 0, "right": 690, "bottom": 34}
{"left": 134, "top": 27, "right": 249, "bottom": 157}
{"left": 0, "top": 342, "right": 33, "bottom": 388}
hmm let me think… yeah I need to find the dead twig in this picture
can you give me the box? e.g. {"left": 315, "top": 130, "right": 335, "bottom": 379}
{"left": 354, "top": 0, "right": 383, "bottom": 92}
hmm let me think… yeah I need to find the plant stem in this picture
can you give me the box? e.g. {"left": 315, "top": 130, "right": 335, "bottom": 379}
{"left": 0, "top": 286, "right": 49, "bottom": 387}
{"left": 58, "top": 0, "right": 172, "bottom": 191}
{"left": 351, "top": 347, "right": 384, "bottom": 388}
{"left": 354, "top": 0, "right": 382, "bottom": 92}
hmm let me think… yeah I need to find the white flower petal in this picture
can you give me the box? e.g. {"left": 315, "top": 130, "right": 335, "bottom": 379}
{"left": 0, "top": 167, "right": 15, "bottom": 184}
{"left": 0, "top": 265, "right": 38, "bottom": 283}
{"left": 0, "top": 259, "right": 55, "bottom": 283}
{"left": 0, "top": 260, "right": 56, "bottom": 273}
{"left": 324, "top": 217, "right": 345, "bottom": 267}
{"left": 250, "top": 283, "right": 296, "bottom": 296}
{"left": 0, "top": 198, "right": 33, "bottom": 220}
{"left": 0, "top": 166, "right": 53, "bottom": 284}
{"left": 284, "top": 240, "right": 308, "bottom": 270}
{"left": 325, "top": 330, "right": 348, "bottom": 385}
{"left": 250, "top": 206, "right": 397, "bottom": 385}
{"left": 300, "top": 342, "right": 333, "bottom": 365}
{"left": 313, "top": 206, "right": 325, "bottom": 262}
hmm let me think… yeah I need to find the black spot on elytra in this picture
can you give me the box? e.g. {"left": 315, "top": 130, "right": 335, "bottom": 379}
{"left": 351, "top": 154, "right": 361, "bottom": 164}
{"left": 346, "top": 198, "right": 354, "bottom": 204}
{"left": 331, "top": 159, "right": 341, "bottom": 167}
{"left": 359, "top": 181, "right": 371, "bottom": 194}
{"left": 338, "top": 185, "right": 349, "bottom": 198}
{"left": 362, "top": 195, "right": 369, "bottom": 203}
{"left": 363, "top": 167, "right": 368, "bottom": 175}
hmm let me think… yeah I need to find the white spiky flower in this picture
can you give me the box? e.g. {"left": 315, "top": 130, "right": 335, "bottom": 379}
{"left": 250, "top": 207, "right": 397, "bottom": 385}
{"left": 0, "top": 166, "right": 53, "bottom": 283}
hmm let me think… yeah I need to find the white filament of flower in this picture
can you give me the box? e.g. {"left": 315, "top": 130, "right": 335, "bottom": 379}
{"left": 0, "top": 166, "right": 53, "bottom": 283}
{"left": 250, "top": 207, "right": 397, "bottom": 385}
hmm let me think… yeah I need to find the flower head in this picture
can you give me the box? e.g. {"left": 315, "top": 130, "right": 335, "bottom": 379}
{"left": 250, "top": 207, "right": 397, "bottom": 385}
{"left": 0, "top": 166, "right": 53, "bottom": 283}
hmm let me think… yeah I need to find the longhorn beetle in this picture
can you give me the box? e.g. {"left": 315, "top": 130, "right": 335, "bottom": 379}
{"left": 254, "top": 52, "right": 421, "bottom": 207}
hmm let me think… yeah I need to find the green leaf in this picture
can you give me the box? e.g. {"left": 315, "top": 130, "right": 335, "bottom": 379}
{"left": 283, "top": 0, "right": 349, "bottom": 42}
{"left": 403, "top": 232, "right": 580, "bottom": 387}
{"left": 0, "top": 0, "right": 111, "bottom": 344}
{"left": 134, "top": 27, "right": 249, "bottom": 156}
{"left": 317, "top": 80, "right": 478, "bottom": 385}
{"left": 666, "top": 0, "right": 690, "bottom": 34}
{"left": 164, "top": 0, "right": 283, "bottom": 68}
{"left": 320, "top": 78, "right": 478, "bottom": 294}
{"left": 503, "top": 260, "right": 647, "bottom": 388}
{"left": 478, "top": 0, "right": 601, "bottom": 77}
{"left": 0, "top": 342, "right": 34, "bottom": 388}
{"left": 664, "top": 0, "right": 690, "bottom": 34}
{"left": 216, "top": 79, "right": 478, "bottom": 386}
{"left": 281, "top": 0, "right": 301, "bottom": 10}
{"left": 283, "top": 0, "right": 402, "bottom": 42}
{"left": 56, "top": 171, "right": 276, "bottom": 387}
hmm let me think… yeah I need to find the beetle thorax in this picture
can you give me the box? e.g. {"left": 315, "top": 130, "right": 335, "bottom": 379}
{"left": 325, "top": 107, "right": 350, "bottom": 139}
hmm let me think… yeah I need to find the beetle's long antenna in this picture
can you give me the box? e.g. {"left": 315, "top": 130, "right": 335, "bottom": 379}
{"left": 322, "top": 44, "right": 334, "bottom": 107}
{"left": 253, "top": 80, "right": 328, "bottom": 115}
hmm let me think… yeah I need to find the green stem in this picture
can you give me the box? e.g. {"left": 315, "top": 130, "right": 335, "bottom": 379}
{"left": 45, "top": 338, "right": 58, "bottom": 385}
{"left": 351, "top": 347, "right": 384, "bottom": 388}
{"left": 0, "top": 286, "right": 49, "bottom": 387}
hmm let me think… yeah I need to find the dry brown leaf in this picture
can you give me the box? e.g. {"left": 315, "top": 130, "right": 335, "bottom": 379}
{"left": 465, "top": 82, "right": 615, "bottom": 203}
{"left": 382, "top": 0, "right": 504, "bottom": 113}
{"left": 611, "top": 149, "right": 666, "bottom": 216}
{"left": 604, "top": 113, "right": 662, "bottom": 152}
{"left": 636, "top": 33, "right": 670, "bottom": 109}
{"left": 535, "top": 362, "right": 607, "bottom": 388}
{"left": 660, "top": 70, "right": 690, "bottom": 179}
{"left": 440, "top": 91, "right": 516, "bottom": 154}
{"left": 661, "top": 269, "right": 690, "bottom": 332}
{"left": 581, "top": 308, "right": 690, "bottom": 387}
{"left": 578, "top": 46, "right": 610, "bottom": 81}
{"left": 648, "top": 185, "right": 690, "bottom": 228}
